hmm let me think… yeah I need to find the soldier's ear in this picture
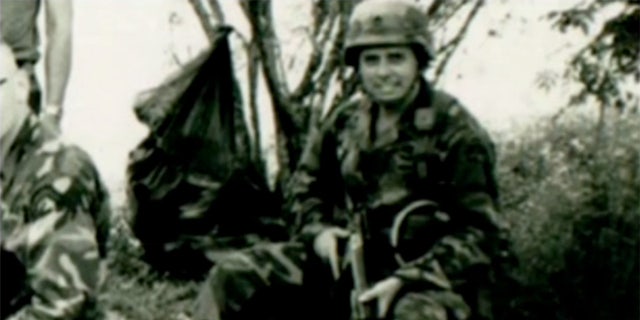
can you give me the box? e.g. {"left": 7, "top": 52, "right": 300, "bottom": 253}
{"left": 13, "top": 70, "right": 30, "bottom": 106}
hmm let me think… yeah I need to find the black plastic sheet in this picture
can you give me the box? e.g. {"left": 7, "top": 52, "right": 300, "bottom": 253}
{"left": 127, "top": 27, "right": 285, "bottom": 277}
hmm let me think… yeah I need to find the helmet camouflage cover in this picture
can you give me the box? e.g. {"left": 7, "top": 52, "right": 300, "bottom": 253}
{"left": 344, "top": 0, "right": 435, "bottom": 67}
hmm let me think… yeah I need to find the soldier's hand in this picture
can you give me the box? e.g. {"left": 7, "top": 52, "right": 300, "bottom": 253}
{"left": 358, "top": 276, "right": 404, "bottom": 318}
{"left": 313, "top": 227, "right": 349, "bottom": 280}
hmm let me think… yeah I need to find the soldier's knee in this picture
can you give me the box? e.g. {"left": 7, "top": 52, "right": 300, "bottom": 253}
{"left": 193, "top": 256, "right": 267, "bottom": 320}
{"left": 392, "top": 291, "right": 471, "bottom": 320}
{"left": 393, "top": 292, "right": 448, "bottom": 320}
{"left": 208, "top": 253, "right": 264, "bottom": 291}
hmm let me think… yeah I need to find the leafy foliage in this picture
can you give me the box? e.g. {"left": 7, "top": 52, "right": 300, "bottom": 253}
{"left": 497, "top": 112, "right": 640, "bottom": 319}
{"left": 548, "top": 0, "right": 639, "bottom": 112}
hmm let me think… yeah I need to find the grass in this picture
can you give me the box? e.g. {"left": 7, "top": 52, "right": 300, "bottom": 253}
{"left": 100, "top": 209, "right": 199, "bottom": 320}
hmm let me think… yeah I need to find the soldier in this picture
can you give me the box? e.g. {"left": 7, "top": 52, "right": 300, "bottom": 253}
{"left": 193, "top": 1, "right": 509, "bottom": 319}
{"left": 1, "top": 43, "right": 110, "bottom": 320}
{"left": 0, "top": 0, "right": 73, "bottom": 135}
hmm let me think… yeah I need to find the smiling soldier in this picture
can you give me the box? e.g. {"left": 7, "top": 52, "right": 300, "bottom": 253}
{"left": 193, "top": 1, "right": 511, "bottom": 319}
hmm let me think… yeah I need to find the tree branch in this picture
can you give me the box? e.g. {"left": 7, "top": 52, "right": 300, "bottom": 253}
{"left": 426, "top": 0, "right": 445, "bottom": 17}
{"left": 432, "top": 0, "right": 485, "bottom": 85}
{"left": 247, "top": 41, "right": 261, "bottom": 162}
{"left": 292, "top": 0, "right": 356, "bottom": 103}
{"left": 312, "top": 18, "right": 344, "bottom": 95}
{"left": 241, "top": 0, "right": 290, "bottom": 104}
{"left": 312, "top": 0, "right": 331, "bottom": 37}
{"left": 431, "top": 0, "right": 467, "bottom": 31}
{"left": 188, "top": 0, "right": 219, "bottom": 43}
{"left": 241, "top": 0, "right": 303, "bottom": 172}
{"left": 207, "top": 0, "right": 225, "bottom": 24}
{"left": 291, "top": 12, "right": 339, "bottom": 101}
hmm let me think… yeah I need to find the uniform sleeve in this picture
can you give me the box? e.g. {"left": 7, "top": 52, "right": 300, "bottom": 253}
{"left": 8, "top": 176, "right": 103, "bottom": 319}
{"left": 393, "top": 228, "right": 491, "bottom": 288}
{"left": 443, "top": 134, "right": 504, "bottom": 233}
{"left": 394, "top": 129, "right": 504, "bottom": 286}
{"left": 285, "top": 122, "right": 343, "bottom": 241}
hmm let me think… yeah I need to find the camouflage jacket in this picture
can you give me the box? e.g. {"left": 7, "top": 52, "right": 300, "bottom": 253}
{"left": 287, "top": 79, "right": 505, "bottom": 284}
{"left": 1, "top": 116, "right": 111, "bottom": 320}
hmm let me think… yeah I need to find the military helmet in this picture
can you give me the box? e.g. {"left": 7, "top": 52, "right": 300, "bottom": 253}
{"left": 344, "top": 0, "right": 435, "bottom": 67}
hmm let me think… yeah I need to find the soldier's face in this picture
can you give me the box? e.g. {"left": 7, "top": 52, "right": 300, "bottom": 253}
{"left": 0, "top": 44, "right": 30, "bottom": 140}
{"left": 358, "top": 46, "right": 419, "bottom": 106}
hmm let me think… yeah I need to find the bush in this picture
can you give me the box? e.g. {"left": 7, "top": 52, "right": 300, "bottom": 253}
{"left": 497, "top": 112, "right": 640, "bottom": 319}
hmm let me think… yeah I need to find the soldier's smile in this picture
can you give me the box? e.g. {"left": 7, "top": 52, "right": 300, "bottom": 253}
{"left": 358, "top": 46, "right": 419, "bottom": 107}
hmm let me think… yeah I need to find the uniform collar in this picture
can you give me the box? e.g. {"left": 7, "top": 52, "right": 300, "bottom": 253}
{"left": 399, "top": 78, "right": 436, "bottom": 132}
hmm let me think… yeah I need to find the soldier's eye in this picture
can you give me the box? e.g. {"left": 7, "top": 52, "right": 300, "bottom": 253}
{"left": 361, "top": 53, "right": 380, "bottom": 66}
{"left": 0, "top": 78, "right": 7, "bottom": 86}
{"left": 388, "top": 52, "right": 406, "bottom": 64}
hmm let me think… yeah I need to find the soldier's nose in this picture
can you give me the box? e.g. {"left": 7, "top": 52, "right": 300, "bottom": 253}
{"left": 373, "top": 64, "right": 392, "bottom": 79}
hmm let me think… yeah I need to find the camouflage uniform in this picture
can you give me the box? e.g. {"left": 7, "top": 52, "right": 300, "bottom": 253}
{"left": 193, "top": 1, "right": 507, "bottom": 319}
{"left": 1, "top": 115, "right": 111, "bottom": 319}
{"left": 193, "top": 79, "right": 506, "bottom": 320}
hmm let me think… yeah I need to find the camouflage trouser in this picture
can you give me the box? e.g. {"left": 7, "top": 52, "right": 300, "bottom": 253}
{"left": 192, "top": 230, "right": 494, "bottom": 320}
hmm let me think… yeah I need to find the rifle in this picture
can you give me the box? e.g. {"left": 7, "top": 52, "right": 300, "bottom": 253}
{"left": 346, "top": 199, "right": 446, "bottom": 319}
{"left": 349, "top": 210, "right": 375, "bottom": 320}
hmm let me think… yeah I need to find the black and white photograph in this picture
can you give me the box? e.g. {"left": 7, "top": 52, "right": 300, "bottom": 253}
{"left": 1, "top": 0, "right": 638, "bottom": 319}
